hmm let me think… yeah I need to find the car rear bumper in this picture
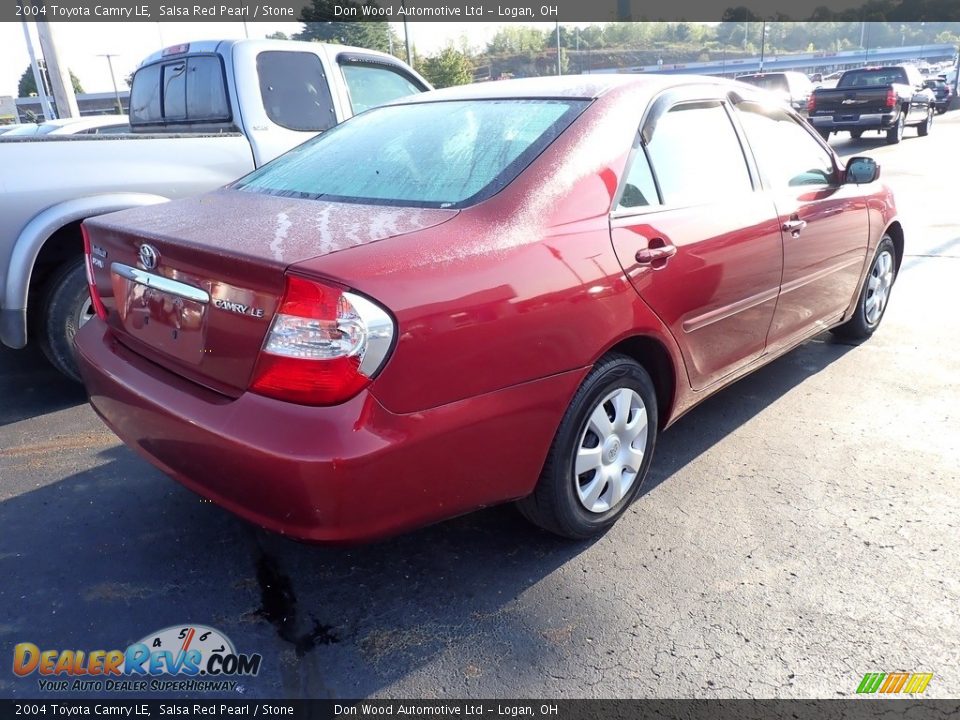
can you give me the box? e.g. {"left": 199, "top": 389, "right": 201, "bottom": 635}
{"left": 75, "top": 317, "right": 585, "bottom": 543}
{"left": 809, "top": 111, "right": 898, "bottom": 131}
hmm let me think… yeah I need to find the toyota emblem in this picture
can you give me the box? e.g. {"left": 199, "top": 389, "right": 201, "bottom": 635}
{"left": 138, "top": 244, "right": 159, "bottom": 270}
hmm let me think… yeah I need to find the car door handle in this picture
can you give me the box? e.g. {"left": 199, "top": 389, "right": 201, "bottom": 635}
{"left": 782, "top": 218, "right": 808, "bottom": 236}
{"left": 635, "top": 243, "right": 677, "bottom": 265}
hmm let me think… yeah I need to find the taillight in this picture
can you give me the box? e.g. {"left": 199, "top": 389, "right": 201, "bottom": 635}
{"left": 885, "top": 88, "right": 897, "bottom": 109}
{"left": 249, "top": 275, "right": 395, "bottom": 406}
{"left": 81, "top": 224, "right": 108, "bottom": 321}
{"left": 807, "top": 94, "right": 816, "bottom": 113}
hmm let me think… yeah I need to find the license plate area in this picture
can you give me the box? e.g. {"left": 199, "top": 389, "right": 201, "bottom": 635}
{"left": 111, "top": 263, "right": 209, "bottom": 365}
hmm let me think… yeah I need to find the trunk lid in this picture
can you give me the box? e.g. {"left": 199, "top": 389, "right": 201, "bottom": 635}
{"left": 85, "top": 189, "right": 457, "bottom": 395}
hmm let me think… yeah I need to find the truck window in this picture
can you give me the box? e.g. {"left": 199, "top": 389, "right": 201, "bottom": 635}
{"left": 256, "top": 51, "right": 336, "bottom": 133}
{"left": 340, "top": 63, "right": 425, "bottom": 114}
{"left": 131, "top": 55, "right": 230, "bottom": 126}
{"left": 838, "top": 68, "right": 908, "bottom": 88}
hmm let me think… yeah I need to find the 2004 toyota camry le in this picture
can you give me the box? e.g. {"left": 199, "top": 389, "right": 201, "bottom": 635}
{"left": 75, "top": 75, "right": 902, "bottom": 543}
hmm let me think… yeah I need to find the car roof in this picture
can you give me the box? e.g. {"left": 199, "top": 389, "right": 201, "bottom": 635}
{"left": 390, "top": 73, "right": 736, "bottom": 104}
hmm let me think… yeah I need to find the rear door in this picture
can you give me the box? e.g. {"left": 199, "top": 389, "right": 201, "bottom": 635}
{"left": 731, "top": 98, "right": 869, "bottom": 350}
{"left": 609, "top": 87, "right": 784, "bottom": 390}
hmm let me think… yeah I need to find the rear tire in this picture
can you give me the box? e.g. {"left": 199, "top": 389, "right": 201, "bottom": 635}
{"left": 850, "top": 130, "right": 863, "bottom": 139}
{"left": 37, "top": 258, "right": 93, "bottom": 383}
{"left": 886, "top": 113, "right": 905, "bottom": 144}
{"left": 917, "top": 106, "right": 933, "bottom": 136}
{"left": 516, "top": 354, "right": 658, "bottom": 540}
{"left": 817, "top": 129, "right": 831, "bottom": 141}
{"left": 831, "top": 236, "right": 897, "bottom": 342}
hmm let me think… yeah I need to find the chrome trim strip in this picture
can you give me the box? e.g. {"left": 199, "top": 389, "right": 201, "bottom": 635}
{"left": 111, "top": 263, "right": 210, "bottom": 304}
{"left": 682, "top": 287, "right": 779, "bottom": 334}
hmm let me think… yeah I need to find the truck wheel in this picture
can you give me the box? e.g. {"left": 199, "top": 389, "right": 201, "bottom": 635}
{"left": 918, "top": 106, "right": 933, "bottom": 136}
{"left": 850, "top": 130, "right": 863, "bottom": 139}
{"left": 886, "top": 114, "right": 904, "bottom": 144}
{"left": 515, "top": 354, "right": 658, "bottom": 539}
{"left": 38, "top": 258, "right": 94, "bottom": 383}
{"left": 817, "top": 129, "right": 831, "bottom": 141}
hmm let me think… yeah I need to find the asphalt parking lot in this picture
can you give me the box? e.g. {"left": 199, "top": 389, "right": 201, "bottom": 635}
{"left": 1, "top": 113, "right": 958, "bottom": 700}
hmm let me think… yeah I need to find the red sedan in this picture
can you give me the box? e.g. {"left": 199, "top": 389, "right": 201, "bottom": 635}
{"left": 75, "top": 75, "right": 902, "bottom": 542}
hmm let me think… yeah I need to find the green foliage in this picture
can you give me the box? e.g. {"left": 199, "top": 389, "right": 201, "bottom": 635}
{"left": 420, "top": 47, "right": 474, "bottom": 89}
{"left": 265, "top": 31, "right": 289, "bottom": 40}
{"left": 18, "top": 63, "right": 83, "bottom": 98}
{"left": 296, "top": 2, "right": 400, "bottom": 55}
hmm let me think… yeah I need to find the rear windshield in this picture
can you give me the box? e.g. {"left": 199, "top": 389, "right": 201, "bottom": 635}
{"left": 738, "top": 75, "right": 788, "bottom": 92}
{"left": 838, "top": 68, "right": 908, "bottom": 87}
{"left": 234, "top": 99, "right": 588, "bottom": 209}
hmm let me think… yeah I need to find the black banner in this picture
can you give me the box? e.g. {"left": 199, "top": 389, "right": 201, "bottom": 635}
{"left": 2, "top": 700, "right": 960, "bottom": 720}
{"left": 6, "top": 0, "right": 960, "bottom": 23}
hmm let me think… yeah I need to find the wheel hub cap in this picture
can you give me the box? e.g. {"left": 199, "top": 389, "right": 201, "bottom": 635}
{"left": 574, "top": 387, "right": 648, "bottom": 514}
{"left": 865, "top": 249, "right": 894, "bottom": 325}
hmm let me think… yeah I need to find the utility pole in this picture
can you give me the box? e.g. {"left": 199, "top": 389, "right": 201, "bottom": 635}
{"left": 36, "top": 18, "right": 79, "bottom": 119}
{"left": 759, "top": 21, "right": 767, "bottom": 72}
{"left": 18, "top": 10, "right": 54, "bottom": 120}
{"left": 556, "top": 22, "right": 562, "bottom": 76}
{"left": 98, "top": 54, "right": 123, "bottom": 115}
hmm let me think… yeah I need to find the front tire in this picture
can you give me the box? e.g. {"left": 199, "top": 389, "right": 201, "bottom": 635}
{"left": 37, "top": 258, "right": 93, "bottom": 383}
{"left": 516, "top": 354, "right": 658, "bottom": 539}
{"left": 917, "top": 106, "right": 933, "bottom": 136}
{"left": 831, "top": 236, "right": 897, "bottom": 342}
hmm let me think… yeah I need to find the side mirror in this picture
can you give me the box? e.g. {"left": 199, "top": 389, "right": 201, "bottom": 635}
{"left": 846, "top": 156, "right": 880, "bottom": 184}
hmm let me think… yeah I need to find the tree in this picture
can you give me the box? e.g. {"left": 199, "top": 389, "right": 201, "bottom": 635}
{"left": 420, "top": 47, "right": 473, "bottom": 89}
{"left": 266, "top": 31, "right": 289, "bottom": 40}
{"left": 18, "top": 62, "right": 83, "bottom": 98}
{"left": 296, "top": 1, "right": 400, "bottom": 54}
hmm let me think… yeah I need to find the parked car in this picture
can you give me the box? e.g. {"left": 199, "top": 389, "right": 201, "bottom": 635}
{"left": 0, "top": 39, "right": 429, "bottom": 381}
{"left": 0, "top": 115, "right": 129, "bottom": 137}
{"left": 923, "top": 78, "right": 953, "bottom": 113}
{"left": 76, "top": 75, "right": 902, "bottom": 543}
{"left": 736, "top": 71, "right": 814, "bottom": 114}
{"left": 807, "top": 65, "right": 937, "bottom": 143}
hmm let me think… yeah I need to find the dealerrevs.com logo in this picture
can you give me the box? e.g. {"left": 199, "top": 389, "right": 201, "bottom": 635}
{"left": 13, "top": 625, "right": 262, "bottom": 693}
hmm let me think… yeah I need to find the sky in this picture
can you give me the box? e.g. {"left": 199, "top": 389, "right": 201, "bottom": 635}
{"left": 0, "top": 21, "right": 552, "bottom": 99}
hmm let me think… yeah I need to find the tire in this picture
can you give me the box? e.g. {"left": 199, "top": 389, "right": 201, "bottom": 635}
{"left": 817, "top": 129, "right": 831, "bottom": 141}
{"left": 886, "top": 113, "right": 905, "bottom": 144}
{"left": 850, "top": 130, "right": 863, "bottom": 139}
{"left": 831, "top": 236, "right": 897, "bottom": 342}
{"left": 917, "top": 106, "right": 933, "bottom": 136}
{"left": 516, "top": 353, "right": 658, "bottom": 539}
{"left": 37, "top": 258, "right": 94, "bottom": 383}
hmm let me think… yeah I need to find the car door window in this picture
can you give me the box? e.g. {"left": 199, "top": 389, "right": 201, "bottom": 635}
{"left": 617, "top": 146, "right": 660, "bottom": 210}
{"left": 734, "top": 101, "right": 836, "bottom": 188}
{"left": 340, "top": 63, "right": 425, "bottom": 114}
{"left": 644, "top": 101, "right": 753, "bottom": 207}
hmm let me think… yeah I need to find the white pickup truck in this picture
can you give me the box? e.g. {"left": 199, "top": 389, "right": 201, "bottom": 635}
{"left": 0, "top": 38, "right": 429, "bottom": 380}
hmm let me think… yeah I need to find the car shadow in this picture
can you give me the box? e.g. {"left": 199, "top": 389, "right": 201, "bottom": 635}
{"left": 0, "top": 344, "right": 86, "bottom": 427}
{"left": 0, "top": 333, "right": 854, "bottom": 699}
{"left": 830, "top": 131, "right": 922, "bottom": 157}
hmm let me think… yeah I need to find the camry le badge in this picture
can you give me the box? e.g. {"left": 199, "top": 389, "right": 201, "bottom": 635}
{"left": 138, "top": 244, "right": 159, "bottom": 270}
{"left": 213, "top": 298, "right": 265, "bottom": 318}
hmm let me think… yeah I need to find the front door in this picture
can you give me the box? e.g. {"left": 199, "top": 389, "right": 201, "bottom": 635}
{"left": 730, "top": 99, "right": 869, "bottom": 350}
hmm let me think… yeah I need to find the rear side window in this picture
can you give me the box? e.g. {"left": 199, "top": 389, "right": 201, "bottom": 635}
{"left": 130, "top": 56, "right": 229, "bottom": 125}
{"left": 234, "top": 99, "right": 587, "bottom": 209}
{"left": 341, "top": 63, "right": 425, "bottom": 114}
{"left": 257, "top": 51, "right": 335, "bottom": 132}
{"left": 645, "top": 102, "right": 752, "bottom": 206}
